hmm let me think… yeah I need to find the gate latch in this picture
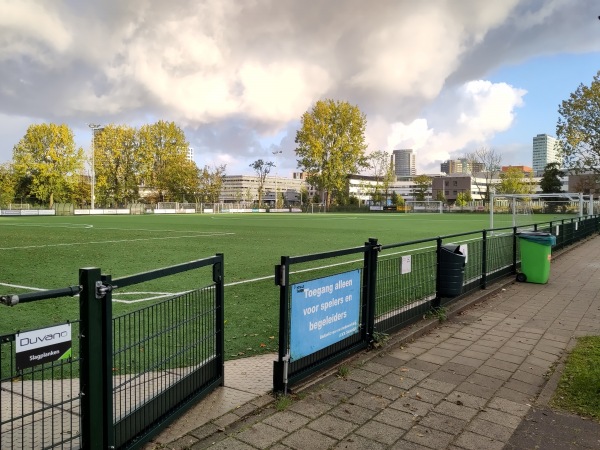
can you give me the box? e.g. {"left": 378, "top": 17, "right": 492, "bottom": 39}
{"left": 95, "top": 281, "right": 115, "bottom": 299}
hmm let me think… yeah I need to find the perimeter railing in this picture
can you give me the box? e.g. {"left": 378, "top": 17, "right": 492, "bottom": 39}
{"left": 274, "top": 215, "right": 600, "bottom": 392}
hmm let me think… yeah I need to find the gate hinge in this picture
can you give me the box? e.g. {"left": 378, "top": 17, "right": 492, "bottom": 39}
{"left": 95, "top": 281, "right": 116, "bottom": 299}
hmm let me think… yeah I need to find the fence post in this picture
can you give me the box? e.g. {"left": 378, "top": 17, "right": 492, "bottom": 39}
{"left": 433, "top": 237, "right": 442, "bottom": 307}
{"left": 512, "top": 227, "right": 518, "bottom": 275}
{"left": 80, "top": 268, "right": 113, "bottom": 449}
{"left": 481, "top": 231, "right": 488, "bottom": 289}
{"left": 214, "top": 253, "right": 225, "bottom": 383}
{"left": 363, "top": 238, "right": 379, "bottom": 342}
{"left": 273, "top": 256, "right": 290, "bottom": 394}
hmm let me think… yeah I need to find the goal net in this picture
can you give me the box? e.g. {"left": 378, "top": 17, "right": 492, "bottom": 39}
{"left": 490, "top": 193, "right": 589, "bottom": 230}
{"left": 310, "top": 203, "right": 326, "bottom": 213}
{"left": 405, "top": 201, "right": 443, "bottom": 213}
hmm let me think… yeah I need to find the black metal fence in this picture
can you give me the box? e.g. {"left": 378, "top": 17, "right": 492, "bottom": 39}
{"left": 273, "top": 215, "right": 600, "bottom": 392}
{"left": 1, "top": 254, "right": 224, "bottom": 450}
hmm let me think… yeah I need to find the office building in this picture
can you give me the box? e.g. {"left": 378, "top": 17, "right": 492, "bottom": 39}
{"left": 532, "top": 134, "right": 560, "bottom": 175}
{"left": 392, "top": 149, "right": 416, "bottom": 177}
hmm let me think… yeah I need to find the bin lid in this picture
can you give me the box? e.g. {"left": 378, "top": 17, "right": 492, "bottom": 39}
{"left": 517, "top": 231, "right": 556, "bottom": 246}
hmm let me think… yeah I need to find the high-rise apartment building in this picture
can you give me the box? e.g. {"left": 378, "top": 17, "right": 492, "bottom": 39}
{"left": 392, "top": 149, "right": 416, "bottom": 177}
{"left": 187, "top": 147, "right": 194, "bottom": 163}
{"left": 532, "top": 134, "right": 559, "bottom": 175}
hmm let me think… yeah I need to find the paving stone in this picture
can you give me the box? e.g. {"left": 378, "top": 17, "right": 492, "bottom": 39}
{"left": 189, "top": 423, "right": 221, "bottom": 441}
{"left": 333, "top": 433, "right": 387, "bottom": 450}
{"left": 386, "top": 347, "right": 416, "bottom": 361}
{"left": 416, "top": 411, "right": 467, "bottom": 435}
{"left": 373, "top": 354, "right": 408, "bottom": 368}
{"left": 363, "top": 381, "right": 405, "bottom": 400}
{"left": 477, "top": 408, "right": 522, "bottom": 429}
{"left": 406, "top": 387, "right": 446, "bottom": 405}
{"left": 282, "top": 427, "right": 337, "bottom": 450}
{"left": 236, "top": 422, "right": 287, "bottom": 449}
{"left": 429, "top": 368, "right": 467, "bottom": 385}
{"left": 511, "top": 369, "right": 546, "bottom": 387}
{"left": 212, "top": 412, "right": 241, "bottom": 429}
{"left": 328, "top": 378, "right": 366, "bottom": 395}
{"left": 417, "top": 351, "right": 453, "bottom": 365}
{"left": 464, "top": 372, "right": 504, "bottom": 391}
{"left": 379, "top": 372, "right": 419, "bottom": 390}
{"left": 401, "top": 359, "right": 440, "bottom": 374}
{"left": 347, "top": 390, "right": 392, "bottom": 411}
{"left": 454, "top": 430, "right": 504, "bottom": 450}
{"left": 455, "top": 380, "right": 497, "bottom": 399}
{"left": 307, "top": 414, "right": 357, "bottom": 440}
{"left": 389, "top": 438, "right": 435, "bottom": 450}
{"left": 443, "top": 391, "right": 487, "bottom": 410}
{"left": 162, "top": 434, "right": 199, "bottom": 449}
{"left": 475, "top": 364, "right": 513, "bottom": 381}
{"left": 449, "top": 355, "right": 485, "bottom": 368}
{"left": 288, "top": 397, "right": 333, "bottom": 418}
{"left": 433, "top": 400, "right": 479, "bottom": 421}
{"left": 263, "top": 410, "right": 311, "bottom": 432}
{"left": 373, "top": 407, "right": 419, "bottom": 429}
{"left": 403, "top": 424, "right": 455, "bottom": 448}
{"left": 487, "top": 397, "right": 530, "bottom": 417}
{"left": 359, "top": 360, "right": 396, "bottom": 375}
{"left": 466, "top": 417, "right": 516, "bottom": 441}
{"left": 347, "top": 367, "right": 382, "bottom": 385}
{"left": 196, "top": 436, "right": 255, "bottom": 450}
{"left": 485, "top": 357, "right": 519, "bottom": 372}
{"left": 389, "top": 397, "right": 434, "bottom": 418}
{"left": 501, "top": 379, "right": 542, "bottom": 397}
{"left": 417, "top": 378, "right": 457, "bottom": 394}
{"left": 330, "top": 402, "right": 379, "bottom": 425}
{"left": 440, "top": 361, "right": 477, "bottom": 377}
{"left": 355, "top": 419, "right": 406, "bottom": 445}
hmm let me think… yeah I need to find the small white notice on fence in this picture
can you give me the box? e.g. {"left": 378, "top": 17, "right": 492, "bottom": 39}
{"left": 459, "top": 244, "right": 468, "bottom": 264}
{"left": 15, "top": 324, "right": 72, "bottom": 370}
{"left": 401, "top": 255, "right": 412, "bottom": 274}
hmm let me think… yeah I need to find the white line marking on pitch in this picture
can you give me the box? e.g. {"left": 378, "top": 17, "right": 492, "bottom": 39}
{"left": 0, "top": 233, "right": 235, "bottom": 250}
{"left": 0, "top": 223, "right": 94, "bottom": 229}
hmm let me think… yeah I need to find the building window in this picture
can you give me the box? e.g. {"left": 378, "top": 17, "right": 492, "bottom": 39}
{"left": 453, "top": 181, "right": 457, "bottom": 186}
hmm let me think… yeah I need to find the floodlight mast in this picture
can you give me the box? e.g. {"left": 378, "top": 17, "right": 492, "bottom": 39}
{"left": 87, "top": 123, "right": 102, "bottom": 210}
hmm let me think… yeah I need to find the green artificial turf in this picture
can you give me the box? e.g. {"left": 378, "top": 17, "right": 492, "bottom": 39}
{"left": 0, "top": 212, "right": 573, "bottom": 360}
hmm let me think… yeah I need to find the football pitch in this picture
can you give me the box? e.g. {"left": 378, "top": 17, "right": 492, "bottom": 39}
{"left": 0, "top": 212, "right": 568, "bottom": 358}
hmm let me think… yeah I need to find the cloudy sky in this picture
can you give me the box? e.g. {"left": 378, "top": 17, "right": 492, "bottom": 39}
{"left": 1, "top": 0, "right": 599, "bottom": 176}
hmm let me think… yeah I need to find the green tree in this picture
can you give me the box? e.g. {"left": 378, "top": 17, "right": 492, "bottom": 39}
{"left": 0, "top": 163, "right": 16, "bottom": 207}
{"left": 413, "top": 175, "right": 432, "bottom": 201}
{"left": 455, "top": 192, "right": 469, "bottom": 208}
{"left": 197, "top": 164, "right": 226, "bottom": 204}
{"left": 496, "top": 167, "right": 533, "bottom": 194}
{"left": 557, "top": 71, "right": 600, "bottom": 174}
{"left": 12, "top": 123, "right": 84, "bottom": 208}
{"left": 540, "top": 162, "right": 564, "bottom": 194}
{"left": 435, "top": 190, "right": 446, "bottom": 204}
{"left": 295, "top": 99, "right": 369, "bottom": 207}
{"left": 93, "top": 125, "right": 141, "bottom": 207}
{"left": 249, "top": 159, "right": 274, "bottom": 206}
{"left": 138, "top": 120, "right": 193, "bottom": 202}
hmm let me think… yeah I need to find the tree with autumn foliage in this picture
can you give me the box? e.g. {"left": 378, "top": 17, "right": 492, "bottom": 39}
{"left": 295, "top": 99, "right": 369, "bottom": 207}
{"left": 12, "top": 123, "right": 84, "bottom": 208}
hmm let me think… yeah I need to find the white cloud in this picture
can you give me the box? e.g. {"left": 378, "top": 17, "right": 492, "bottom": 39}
{"left": 367, "top": 80, "right": 527, "bottom": 172}
{"left": 0, "top": 0, "right": 597, "bottom": 173}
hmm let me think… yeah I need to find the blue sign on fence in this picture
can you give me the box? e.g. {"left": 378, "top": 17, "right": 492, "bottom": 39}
{"left": 290, "top": 269, "right": 361, "bottom": 361}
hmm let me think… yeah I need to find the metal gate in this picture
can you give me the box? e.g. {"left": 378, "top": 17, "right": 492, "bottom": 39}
{"left": 1, "top": 254, "right": 224, "bottom": 449}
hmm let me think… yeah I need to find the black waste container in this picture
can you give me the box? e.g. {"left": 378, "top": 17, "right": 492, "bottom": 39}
{"left": 439, "top": 244, "right": 466, "bottom": 297}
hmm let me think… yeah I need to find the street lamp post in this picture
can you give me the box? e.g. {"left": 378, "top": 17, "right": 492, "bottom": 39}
{"left": 272, "top": 150, "right": 282, "bottom": 208}
{"left": 88, "top": 123, "right": 102, "bottom": 209}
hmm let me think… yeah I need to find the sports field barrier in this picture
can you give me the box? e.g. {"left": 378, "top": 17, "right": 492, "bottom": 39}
{"left": 273, "top": 214, "right": 600, "bottom": 392}
{"left": 0, "top": 255, "right": 224, "bottom": 450}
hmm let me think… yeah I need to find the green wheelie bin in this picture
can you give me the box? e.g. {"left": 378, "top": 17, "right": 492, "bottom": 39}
{"left": 516, "top": 231, "right": 557, "bottom": 284}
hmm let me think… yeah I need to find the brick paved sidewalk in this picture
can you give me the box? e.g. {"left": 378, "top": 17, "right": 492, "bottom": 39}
{"left": 148, "top": 236, "right": 600, "bottom": 450}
